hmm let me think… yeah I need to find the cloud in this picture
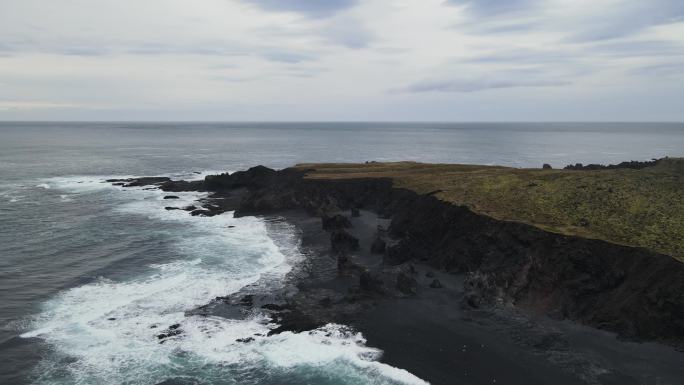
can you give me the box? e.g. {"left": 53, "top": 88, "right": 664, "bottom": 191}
{"left": 586, "top": 40, "right": 684, "bottom": 58}
{"left": 260, "top": 50, "right": 314, "bottom": 63}
{"left": 448, "top": 0, "right": 539, "bottom": 16}
{"left": 320, "top": 16, "right": 374, "bottom": 49}
{"left": 0, "top": 0, "right": 682, "bottom": 121}
{"left": 630, "top": 62, "right": 684, "bottom": 77}
{"left": 462, "top": 48, "right": 574, "bottom": 64}
{"left": 566, "top": 0, "right": 684, "bottom": 42}
{"left": 0, "top": 100, "right": 82, "bottom": 111}
{"left": 242, "top": 0, "right": 358, "bottom": 17}
{"left": 399, "top": 77, "right": 570, "bottom": 93}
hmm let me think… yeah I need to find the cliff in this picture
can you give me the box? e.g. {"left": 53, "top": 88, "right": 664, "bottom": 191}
{"left": 199, "top": 161, "right": 684, "bottom": 346}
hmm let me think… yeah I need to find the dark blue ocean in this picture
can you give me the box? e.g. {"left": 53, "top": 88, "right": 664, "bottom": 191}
{"left": 1, "top": 122, "right": 683, "bottom": 385}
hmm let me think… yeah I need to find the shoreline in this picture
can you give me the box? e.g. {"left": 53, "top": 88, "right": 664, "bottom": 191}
{"left": 107, "top": 161, "right": 684, "bottom": 385}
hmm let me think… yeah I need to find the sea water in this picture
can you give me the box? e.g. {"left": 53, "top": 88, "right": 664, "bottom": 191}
{"left": 1, "top": 122, "right": 683, "bottom": 384}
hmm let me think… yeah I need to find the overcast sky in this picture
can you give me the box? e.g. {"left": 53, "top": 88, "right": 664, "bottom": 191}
{"left": 0, "top": 0, "right": 683, "bottom": 121}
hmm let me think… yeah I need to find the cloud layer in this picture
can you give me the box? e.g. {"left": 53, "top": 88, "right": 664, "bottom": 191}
{"left": 0, "top": 0, "right": 682, "bottom": 121}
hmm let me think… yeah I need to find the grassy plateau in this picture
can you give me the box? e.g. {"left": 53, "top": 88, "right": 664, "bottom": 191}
{"left": 297, "top": 158, "right": 684, "bottom": 261}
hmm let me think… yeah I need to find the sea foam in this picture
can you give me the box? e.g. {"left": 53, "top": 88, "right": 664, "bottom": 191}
{"left": 22, "top": 174, "right": 429, "bottom": 385}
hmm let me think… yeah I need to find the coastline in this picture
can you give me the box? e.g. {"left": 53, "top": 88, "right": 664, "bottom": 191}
{"left": 107, "top": 161, "right": 684, "bottom": 385}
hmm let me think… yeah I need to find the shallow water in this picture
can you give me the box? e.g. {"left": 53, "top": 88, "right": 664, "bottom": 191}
{"left": 1, "top": 122, "right": 683, "bottom": 384}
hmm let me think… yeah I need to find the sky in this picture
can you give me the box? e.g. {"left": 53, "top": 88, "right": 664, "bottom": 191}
{"left": 0, "top": 0, "right": 683, "bottom": 121}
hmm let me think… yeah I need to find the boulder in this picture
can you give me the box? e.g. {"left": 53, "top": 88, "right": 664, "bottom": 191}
{"left": 462, "top": 272, "right": 501, "bottom": 309}
{"left": 370, "top": 237, "right": 386, "bottom": 254}
{"left": 337, "top": 253, "right": 349, "bottom": 269}
{"left": 330, "top": 230, "right": 360, "bottom": 254}
{"left": 360, "top": 271, "right": 384, "bottom": 293}
{"left": 351, "top": 208, "right": 361, "bottom": 217}
{"left": 163, "top": 195, "right": 180, "bottom": 200}
{"left": 396, "top": 271, "right": 418, "bottom": 295}
{"left": 429, "top": 279, "right": 443, "bottom": 289}
{"left": 542, "top": 164, "right": 552, "bottom": 169}
{"left": 383, "top": 243, "right": 413, "bottom": 266}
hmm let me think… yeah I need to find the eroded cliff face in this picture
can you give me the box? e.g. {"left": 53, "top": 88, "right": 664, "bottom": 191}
{"left": 156, "top": 166, "right": 684, "bottom": 346}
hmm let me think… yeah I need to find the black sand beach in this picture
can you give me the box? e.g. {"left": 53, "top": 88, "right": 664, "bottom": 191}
{"left": 106, "top": 164, "right": 684, "bottom": 385}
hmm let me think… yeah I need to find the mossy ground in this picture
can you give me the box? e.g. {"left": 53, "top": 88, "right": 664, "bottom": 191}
{"left": 297, "top": 159, "right": 684, "bottom": 261}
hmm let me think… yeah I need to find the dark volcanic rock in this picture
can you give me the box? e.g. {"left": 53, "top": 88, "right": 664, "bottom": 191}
{"left": 204, "top": 165, "right": 277, "bottom": 190}
{"left": 351, "top": 207, "right": 361, "bottom": 217}
{"left": 239, "top": 295, "right": 253, "bottom": 306}
{"left": 383, "top": 243, "right": 414, "bottom": 266}
{"left": 337, "top": 253, "right": 349, "bottom": 269}
{"left": 564, "top": 158, "right": 661, "bottom": 171}
{"left": 396, "top": 271, "right": 418, "bottom": 295}
{"left": 157, "top": 324, "right": 182, "bottom": 341}
{"left": 321, "top": 214, "right": 352, "bottom": 231}
{"left": 360, "top": 271, "right": 384, "bottom": 293}
{"left": 429, "top": 279, "right": 443, "bottom": 289}
{"left": 163, "top": 195, "right": 180, "bottom": 200}
{"left": 164, "top": 207, "right": 181, "bottom": 211}
{"left": 463, "top": 272, "right": 501, "bottom": 309}
{"left": 261, "top": 303, "right": 289, "bottom": 311}
{"left": 330, "top": 229, "right": 360, "bottom": 255}
{"left": 107, "top": 177, "right": 171, "bottom": 187}
{"left": 267, "top": 308, "right": 321, "bottom": 336}
{"left": 107, "top": 177, "right": 203, "bottom": 192}
{"left": 159, "top": 180, "right": 204, "bottom": 192}
{"left": 370, "top": 237, "right": 386, "bottom": 254}
{"left": 190, "top": 209, "right": 213, "bottom": 217}
{"left": 168, "top": 163, "right": 684, "bottom": 347}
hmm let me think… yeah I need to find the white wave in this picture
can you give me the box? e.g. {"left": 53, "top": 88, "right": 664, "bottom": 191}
{"left": 35, "top": 183, "right": 51, "bottom": 189}
{"left": 23, "top": 174, "right": 428, "bottom": 385}
{"left": 261, "top": 324, "right": 430, "bottom": 385}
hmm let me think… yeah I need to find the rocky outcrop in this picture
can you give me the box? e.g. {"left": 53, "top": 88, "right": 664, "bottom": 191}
{"left": 396, "top": 270, "right": 418, "bottom": 295}
{"left": 370, "top": 237, "right": 386, "bottom": 254}
{"left": 330, "top": 229, "right": 360, "bottom": 255}
{"left": 113, "top": 165, "right": 684, "bottom": 347}
{"left": 225, "top": 166, "right": 684, "bottom": 346}
{"left": 564, "top": 158, "right": 661, "bottom": 170}
{"left": 359, "top": 271, "right": 385, "bottom": 293}
{"left": 322, "top": 214, "right": 352, "bottom": 231}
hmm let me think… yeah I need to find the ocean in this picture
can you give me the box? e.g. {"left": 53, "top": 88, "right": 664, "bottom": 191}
{"left": 1, "top": 122, "right": 683, "bottom": 385}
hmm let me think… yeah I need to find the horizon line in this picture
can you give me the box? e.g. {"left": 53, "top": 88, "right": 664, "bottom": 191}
{"left": 1, "top": 120, "right": 684, "bottom": 124}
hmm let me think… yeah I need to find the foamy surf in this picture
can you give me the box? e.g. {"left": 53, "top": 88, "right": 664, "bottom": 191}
{"left": 21, "top": 174, "right": 429, "bottom": 385}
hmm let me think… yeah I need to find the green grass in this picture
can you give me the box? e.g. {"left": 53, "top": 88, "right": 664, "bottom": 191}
{"left": 297, "top": 159, "right": 684, "bottom": 261}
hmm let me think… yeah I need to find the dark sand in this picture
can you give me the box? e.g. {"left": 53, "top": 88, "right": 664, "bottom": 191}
{"left": 148, "top": 177, "right": 684, "bottom": 385}
{"left": 261, "top": 208, "right": 684, "bottom": 385}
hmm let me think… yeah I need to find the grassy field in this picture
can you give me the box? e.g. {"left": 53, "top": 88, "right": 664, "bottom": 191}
{"left": 297, "top": 159, "right": 684, "bottom": 261}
